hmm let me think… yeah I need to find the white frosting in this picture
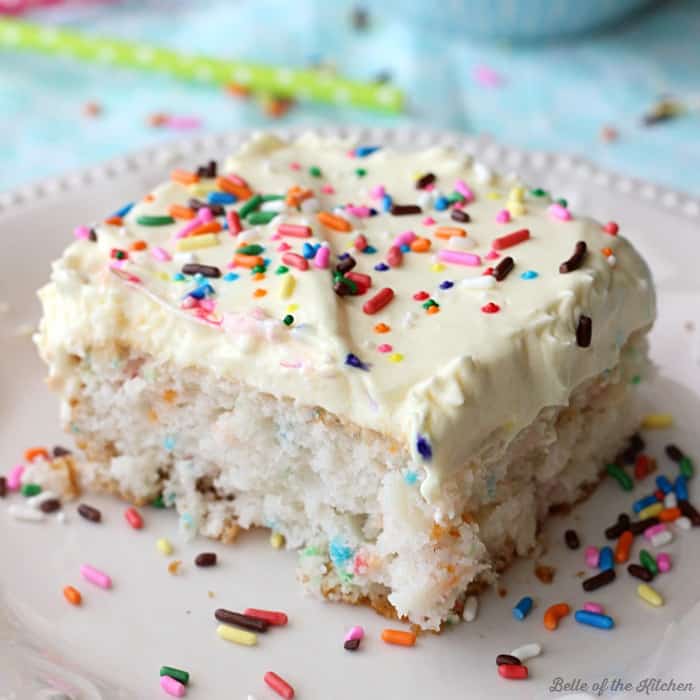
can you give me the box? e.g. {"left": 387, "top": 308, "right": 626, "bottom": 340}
{"left": 36, "top": 132, "right": 656, "bottom": 506}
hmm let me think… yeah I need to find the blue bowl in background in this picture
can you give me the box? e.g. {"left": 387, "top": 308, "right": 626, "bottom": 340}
{"left": 377, "top": 0, "right": 659, "bottom": 41}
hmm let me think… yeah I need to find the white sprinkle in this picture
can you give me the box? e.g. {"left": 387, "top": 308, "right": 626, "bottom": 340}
{"left": 300, "top": 197, "right": 319, "bottom": 214}
{"left": 462, "top": 595, "right": 479, "bottom": 622}
{"left": 460, "top": 275, "right": 496, "bottom": 289}
{"left": 607, "top": 255, "right": 617, "bottom": 267}
{"left": 237, "top": 228, "right": 260, "bottom": 243}
{"left": 676, "top": 516, "right": 691, "bottom": 531}
{"left": 447, "top": 235, "right": 476, "bottom": 251}
{"left": 651, "top": 530, "right": 673, "bottom": 548}
{"left": 27, "top": 490, "right": 58, "bottom": 509}
{"left": 56, "top": 512, "right": 67, "bottom": 525}
{"left": 173, "top": 252, "right": 197, "bottom": 264}
{"left": 9, "top": 505, "right": 45, "bottom": 522}
{"left": 473, "top": 161, "right": 494, "bottom": 185}
{"left": 417, "top": 190, "right": 435, "bottom": 210}
{"left": 664, "top": 492, "right": 678, "bottom": 509}
{"left": 510, "top": 642, "right": 542, "bottom": 661}
{"left": 260, "top": 199, "right": 286, "bottom": 213}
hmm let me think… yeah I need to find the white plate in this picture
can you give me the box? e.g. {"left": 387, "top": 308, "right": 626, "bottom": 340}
{"left": 1, "top": 128, "right": 700, "bottom": 700}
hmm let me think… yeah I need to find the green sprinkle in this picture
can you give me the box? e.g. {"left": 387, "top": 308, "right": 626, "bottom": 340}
{"left": 606, "top": 463, "right": 633, "bottom": 491}
{"left": 21, "top": 483, "right": 41, "bottom": 497}
{"left": 113, "top": 250, "right": 127, "bottom": 260}
{"left": 160, "top": 666, "right": 189, "bottom": 685}
{"left": 422, "top": 299, "right": 438, "bottom": 309}
{"left": 446, "top": 192, "right": 465, "bottom": 204}
{"left": 556, "top": 198, "right": 568, "bottom": 208}
{"left": 640, "top": 549, "right": 658, "bottom": 575}
{"left": 283, "top": 314, "right": 294, "bottom": 326}
{"left": 251, "top": 264, "right": 266, "bottom": 274}
{"left": 530, "top": 188, "right": 548, "bottom": 197}
{"left": 261, "top": 194, "right": 284, "bottom": 202}
{"left": 151, "top": 495, "right": 166, "bottom": 509}
{"left": 355, "top": 168, "right": 367, "bottom": 177}
{"left": 247, "top": 211, "right": 277, "bottom": 225}
{"left": 680, "top": 456, "right": 694, "bottom": 479}
{"left": 238, "top": 194, "right": 263, "bottom": 219}
{"left": 309, "top": 166, "right": 322, "bottom": 177}
{"left": 631, "top": 375, "right": 642, "bottom": 384}
{"left": 303, "top": 546, "right": 320, "bottom": 557}
{"left": 136, "top": 215, "right": 175, "bottom": 226}
{"left": 236, "top": 244, "right": 264, "bottom": 256}
{"left": 340, "top": 277, "right": 358, "bottom": 294}
{"left": 275, "top": 265, "right": 289, "bottom": 275}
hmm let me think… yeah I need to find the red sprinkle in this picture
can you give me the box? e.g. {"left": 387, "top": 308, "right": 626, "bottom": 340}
{"left": 264, "top": 671, "right": 295, "bottom": 699}
{"left": 227, "top": 210, "right": 242, "bottom": 235}
{"left": 363, "top": 287, "right": 395, "bottom": 315}
{"left": 603, "top": 222, "right": 619, "bottom": 235}
{"left": 354, "top": 234, "right": 368, "bottom": 251}
{"left": 244, "top": 608, "right": 288, "bottom": 626}
{"left": 498, "top": 664, "right": 528, "bottom": 680}
{"left": 654, "top": 489, "right": 665, "bottom": 501}
{"left": 491, "top": 228, "right": 530, "bottom": 250}
{"left": 413, "top": 291, "right": 429, "bottom": 301}
{"left": 278, "top": 223, "right": 312, "bottom": 238}
{"left": 346, "top": 271, "right": 372, "bottom": 294}
{"left": 634, "top": 454, "right": 651, "bottom": 480}
{"left": 387, "top": 245, "right": 403, "bottom": 268}
{"left": 482, "top": 267, "right": 494, "bottom": 276}
{"left": 281, "top": 252, "right": 309, "bottom": 271}
{"left": 481, "top": 302, "right": 501, "bottom": 314}
{"left": 124, "top": 507, "right": 144, "bottom": 530}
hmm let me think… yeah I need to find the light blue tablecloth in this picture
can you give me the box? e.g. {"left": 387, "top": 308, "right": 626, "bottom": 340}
{"left": 1, "top": 0, "right": 699, "bottom": 193}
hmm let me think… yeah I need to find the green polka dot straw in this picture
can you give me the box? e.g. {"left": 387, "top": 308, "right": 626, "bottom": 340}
{"left": 0, "top": 18, "right": 404, "bottom": 113}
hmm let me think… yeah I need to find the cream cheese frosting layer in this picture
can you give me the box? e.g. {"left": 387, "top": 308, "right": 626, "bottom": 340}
{"left": 37, "top": 132, "right": 656, "bottom": 505}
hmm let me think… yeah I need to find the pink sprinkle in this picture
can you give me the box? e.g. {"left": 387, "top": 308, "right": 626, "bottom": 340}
{"left": 485, "top": 250, "right": 500, "bottom": 260}
{"left": 80, "top": 564, "right": 112, "bottom": 590}
{"left": 321, "top": 184, "right": 335, "bottom": 194}
{"left": 314, "top": 244, "right": 330, "bottom": 269}
{"left": 150, "top": 246, "right": 171, "bottom": 262}
{"left": 73, "top": 225, "right": 92, "bottom": 240}
{"left": 424, "top": 182, "right": 436, "bottom": 192}
{"left": 473, "top": 64, "right": 504, "bottom": 88}
{"left": 281, "top": 252, "right": 309, "bottom": 271}
{"left": 393, "top": 230, "right": 416, "bottom": 247}
{"left": 644, "top": 523, "right": 667, "bottom": 540}
{"left": 548, "top": 203, "right": 572, "bottom": 221}
{"left": 289, "top": 161, "right": 301, "bottom": 171}
{"left": 109, "top": 260, "right": 126, "bottom": 271}
{"left": 585, "top": 546, "right": 599, "bottom": 568}
{"left": 583, "top": 602, "right": 605, "bottom": 614}
{"left": 496, "top": 209, "right": 511, "bottom": 223}
{"left": 657, "top": 552, "right": 672, "bottom": 573}
{"left": 377, "top": 344, "right": 392, "bottom": 353}
{"left": 422, "top": 217, "right": 436, "bottom": 226}
{"left": 160, "top": 675, "right": 186, "bottom": 697}
{"left": 199, "top": 299, "right": 215, "bottom": 313}
{"left": 181, "top": 297, "right": 197, "bottom": 309}
{"left": 175, "top": 207, "right": 212, "bottom": 239}
{"left": 437, "top": 249, "right": 482, "bottom": 267}
{"left": 6, "top": 465, "right": 25, "bottom": 491}
{"left": 344, "top": 626, "right": 365, "bottom": 642}
{"left": 370, "top": 185, "right": 386, "bottom": 200}
{"left": 346, "top": 149, "right": 356, "bottom": 158}
{"left": 277, "top": 242, "right": 292, "bottom": 252}
{"left": 164, "top": 115, "right": 202, "bottom": 130}
{"left": 454, "top": 179, "right": 475, "bottom": 203}
{"left": 346, "top": 205, "right": 372, "bottom": 218}
{"left": 278, "top": 223, "right": 312, "bottom": 238}
{"left": 453, "top": 200, "right": 465, "bottom": 209}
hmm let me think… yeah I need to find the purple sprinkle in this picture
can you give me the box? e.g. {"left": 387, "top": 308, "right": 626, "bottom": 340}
{"left": 439, "top": 280, "right": 454, "bottom": 290}
{"left": 374, "top": 262, "right": 389, "bottom": 271}
{"left": 416, "top": 435, "right": 432, "bottom": 461}
{"left": 338, "top": 252, "right": 350, "bottom": 260}
{"left": 369, "top": 208, "right": 379, "bottom": 216}
{"left": 345, "top": 353, "right": 370, "bottom": 371}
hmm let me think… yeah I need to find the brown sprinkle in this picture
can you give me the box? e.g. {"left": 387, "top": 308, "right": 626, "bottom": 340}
{"left": 627, "top": 563, "right": 653, "bottom": 582}
{"left": 40, "top": 498, "right": 62, "bottom": 513}
{"left": 0, "top": 476, "right": 6, "bottom": 498}
{"left": 344, "top": 638, "right": 361, "bottom": 651}
{"left": 415, "top": 172, "right": 436, "bottom": 189}
{"left": 582, "top": 568, "right": 615, "bottom": 592}
{"left": 195, "top": 552, "right": 217, "bottom": 567}
{"left": 534, "top": 564, "right": 556, "bottom": 584}
{"left": 576, "top": 315, "right": 592, "bottom": 348}
{"left": 182, "top": 263, "right": 221, "bottom": 278}
{"left": 494, "top": 256, "right": 514, "bottom": 282}
{"left": 559, "top": 241, "right": 587, "bottom": 273}
{"left": 77, "top": 503, "right": 101, "bottom": 523}
{"left": 496, "top": 654, "right": 522, "bottom": 666}
{"left": 215, "top": 608, "right": 269, "bottom": 632}
{"left": 52, "top": 445, "right": 72, "bottom": 458}
{"left": 390, "top": 203, "right": 422, "bottom": 216}
{"left": 450, "top": 209, "right": 470, "bottom": 223}
{"left": 564, "top": 529, "right": 580, "bottom": 550}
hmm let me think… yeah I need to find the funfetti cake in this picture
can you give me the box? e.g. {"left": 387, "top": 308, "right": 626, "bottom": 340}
{"left": 35, "top": 132, "right": 656, "bottom": 630}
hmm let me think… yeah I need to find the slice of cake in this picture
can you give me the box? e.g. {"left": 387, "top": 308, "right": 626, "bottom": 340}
{"left": 35, "top": 132, "right": 655, "bottom": 630}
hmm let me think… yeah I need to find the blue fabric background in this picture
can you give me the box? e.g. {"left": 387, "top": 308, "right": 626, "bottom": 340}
{"left": 1, "top": 0, "right": 699, "bottom": 193}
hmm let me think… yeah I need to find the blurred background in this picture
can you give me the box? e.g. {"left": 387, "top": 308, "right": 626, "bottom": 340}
{"left": 1, "top": 0, "right": 699, "bottom": 194}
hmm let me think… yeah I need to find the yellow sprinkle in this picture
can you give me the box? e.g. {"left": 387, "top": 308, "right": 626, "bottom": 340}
{"left": 286, "top": 303, "right": 299, "bottom": 313}
{"left": 641, "top": 413, "right": 673, "bottom": 429}
{"left": 175, "top": 233, "right": 219, "bottom": 252}
{"left": 506, "top": 201, "right": 526, "bottom": 217}
{"left": 431, "top": 263, "right": 445, "bottom": 272}
{"left": 486, "top": 191, "right": 501, "bottom": 200}
{"left": 638, "top": 502, "right": 664, "bottom": 520}
{"left": 637, "top": 583, "right": 664, "bottom": 607}
{"left": 389, "top": 353, "right": 404, "bottom": 363}
{"left": 188, "top": 182, "right": 216, "bottom": 196}
{"left": 157, "top": 271, "right": 170, "bottom": 281}
{"left": 216, "top": 624, "right": 257, "bottom": 646}
{"left": 156, "top": 538, "right": 173, "bottom": 556}
{"left": 270, "top": 532, "right": 286, "bottom": 549}
{"left": 508, "top": 185, "right": 525, "bottom": 202}
{"left": 280, "top": 274, "right": 296, "bottom": 300}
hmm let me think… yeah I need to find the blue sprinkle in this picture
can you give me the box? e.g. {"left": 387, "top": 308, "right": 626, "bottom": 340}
{"left": 223, "top": 272, "right": 239, "bottom": 282}
{"left": 113, "top": 202, "right": 134, "bottom": 218}
{"left": 521, "top": 270, "right": 539, "bottom": 280}
{"left": 675, "top": 475, "right": 688, "bottom": 500}
{"left": 362, "top": 245, "right": 377, "bottom": 254}
{"left": 633, "top": 493, "right": 659, "bottom": 513}
{"left": 181, "top": 512, "right": 193, "bottom": 526}
{"left": 381, "top": 194, "right": 393, "bottom": 212}
{"left": 163, "top": 436, "right": 176, "bottom": 451}
{"left": 208, "top": 191, "right": 236, "bottom": 205}
{"left": 656, "top": 475, "right": 673, "bottom": 494}
{"left": 172, "top": 272, "right": 186, "bottom": 281}
{"left": 374, "top": 262, "right": 389, "bottom": 272}
{"left": 302, "top": 242, "right": 320, "bottom": 259}
{"left": 187, "top": 283, "right": 215, "bottom": 299}
{"left": 598, "top": 546, "right": 614, "bottom": 571}
{"left": 329, "top": 538, "right": 354, "bottom": 567}
{"left": 513, "top": 596, "right": 533, "bottom": 621}
{"left": 345, "top": 353, "right": 370, "bottom": 371}
{"left": 416, "top": 435, "right": 432, "bottom": 461}
{"left": 439, "top": 280, "right": 454, "bottom": 290}
{"left": 263, "top": 257, "right": 271, "bottom": 266}
{"left": 404, "top": 470, "right": 419, "bottom": 485}
{"left": 575, "top": 610, "right": 615, "bottom": 630}
{"left": 355, "top": 145, "right": 380, "bottom": 158}
{"left": 399, "top": 243, "right": 410, "bottom": 253}
{"left": 434, "top": 196, "right": 449, "bottom": 211}
{"left": 193, "top": 273, "right": 205, "bottom": 283}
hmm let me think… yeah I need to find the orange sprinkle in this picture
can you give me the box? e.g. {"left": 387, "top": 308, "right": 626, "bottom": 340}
{"left": 317, "top": 211, "right": 352, "bottom": 232}
{"left": 233, "top": 254, "right": 264, "bottom": 269}
{"left": 374, "top": 323, "right": 391, "bottom": 333}
{"left": 148, "top": 409, "right": 159, "bottom": 423}
{"left": 430, "top": 523, "right": 444, "bottom": 540}
{"left": 171, "top": 169, "right": 199, "bottom": 186}
{"left": 427, "top": 305, "right": 440, "bottom": 315}
{"left": 601, "top": 247, "right": 614, "bottom": 257}
{"left": 659, "top": 507, "right": 681, "bottom": 522}
{"left": 614, "top": 530, "right": 633, "bottom": 563}
{"left": 217, "top": 176, "right": 253, "bottom": 201}
{"left": 286, "top": 186, "right": 313, "bottom": 208}
{"left": 24, "top": 447, "right": 49, "bottom": 462}
{"left": 253, "top": 289, "right": 267, "bottom": 298}
{"left": 169, "top": 203, "right": 196, "bottom": 220}
{"left": 168, "top": 560, "right": 182, "bottom": 575}
{"left": 63, "top": 586, "right": 82, "bottom": 606}
{"left": 189, "top": 220, "right": 222, "bottom": 236}
{"left": 544, "top": 603, "right": 570, "bottom": 631}
{"left": 130, "top": 240, "right": 147, "bottom": 251}
{"left": 381, "top": 629, "right": 416, "bottom": 647}
{"left": 143, "top": 194, "right": 155, "bottom": 203}
{"left": 410, "top": 237, "right": 431, "bottom": 252}
{"left": 435, "top": 226, "right": 467, "bottom": 239}
{"left": 104, "top": 216, "right": 123, "bottom": 226}
{"left": 225, "top": 83, "right": 251, "bottom": 98}
{"left": 162, "top": 389, "right": 177, "bottom": 403}
{"left": 252, "top": 272, "right": 266, "bottom": 281}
